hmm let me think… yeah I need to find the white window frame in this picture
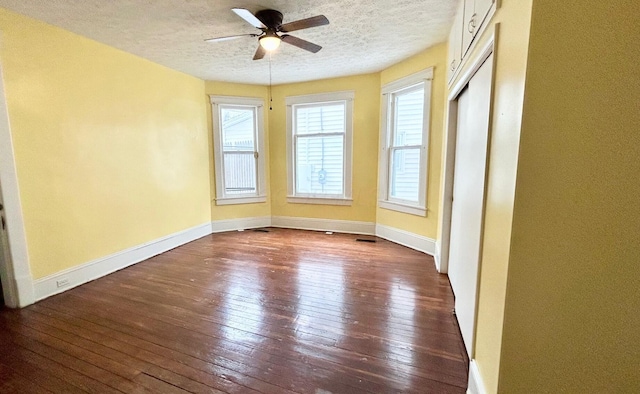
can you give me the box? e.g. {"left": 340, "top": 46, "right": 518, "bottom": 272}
{"left": 210, "top": 95, "right": 267, "bottom": 205}
{"left": 378, "top": 68, "right": 433, "bottom": 216}
{"left": 286, "top": 91, "right": 354, "bottom": 206}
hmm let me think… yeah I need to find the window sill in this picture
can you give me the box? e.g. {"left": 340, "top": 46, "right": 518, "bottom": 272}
{"left": 287, "top": 196, "right": 353, "bottom": 206}
{"left": 378, "top": 200, "right": 426, "bottom": 217}
{"left": 215, "top": 196, "right": 267, "bottom": 206}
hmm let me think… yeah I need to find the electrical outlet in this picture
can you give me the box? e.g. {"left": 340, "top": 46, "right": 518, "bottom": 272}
{"left": 56, "top": 278, "right": 70, "bottom": 288}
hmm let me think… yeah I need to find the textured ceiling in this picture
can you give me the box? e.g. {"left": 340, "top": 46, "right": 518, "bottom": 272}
{"left": 0, "top": 0, "right": 457, "bottom": 85}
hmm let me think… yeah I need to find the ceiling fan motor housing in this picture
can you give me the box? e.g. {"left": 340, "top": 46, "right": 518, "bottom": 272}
{"left": 255, "top": 9, "right": 284, "bottom": 29}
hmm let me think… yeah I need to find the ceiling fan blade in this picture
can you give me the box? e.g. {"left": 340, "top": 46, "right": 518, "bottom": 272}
{"left": 204, "top": 34, "right": 258, "bottom": 43}
{"left": 253, "top": 45, "right": 266, "bottom": 60}
{"left": 279, "top": 15, "right": 329, "bottom": 33}
{"left": 281, "top": 35, "right": 322, "bottom": 53}
{"left": 232, "top": 8, "right": 266, "bottom": 29}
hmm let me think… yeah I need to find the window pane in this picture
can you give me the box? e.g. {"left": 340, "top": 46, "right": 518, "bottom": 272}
{"left": 223, "top": 152, "right": 256, "bottom": 194}
{"left": 221, "top": 107, "right": 255, "bottom": 151}
{"left": 295, "top": 103, "right": 345, "bottom": 135}
{"left": 390, "top": 148, "right": 420, "bottom": 202}
{"left": 393, "top": 88, "right": 424, "bottom": 146}
{"left": 296, "top": 135, "right": 344, "bottom": 195}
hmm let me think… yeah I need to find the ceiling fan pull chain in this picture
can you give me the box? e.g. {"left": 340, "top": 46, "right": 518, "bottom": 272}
{"left": 269, "top": 53, "right": 273, "bottom": 111}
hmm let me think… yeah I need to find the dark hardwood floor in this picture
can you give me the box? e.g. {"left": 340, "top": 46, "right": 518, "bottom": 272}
{"left": 0, "top": 228, "right": 468, "bottom": 393}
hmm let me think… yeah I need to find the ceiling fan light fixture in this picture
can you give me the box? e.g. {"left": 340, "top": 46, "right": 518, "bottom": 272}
{"left": 259, "top": 32, "right": 281, "bottom": 51}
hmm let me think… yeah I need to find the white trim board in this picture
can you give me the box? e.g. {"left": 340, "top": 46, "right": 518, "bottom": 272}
{"left": 33, "top": 222, "right": 213, "bottom": 302}
{"left": 211, "top": 216, "right": 272, "bottom": 233}
{"left": 0, "top": 51, "right": 34, "bottom": 307}
{"left": 271, "top": 216, "right": 375, "bottom": 235}
{"left": 270, "top": 217, "right": 436, "bottom": 257}
{"left": 434, "top": 240, "right": 443, "bottom": 272}
{"left": 467, "top": 360, "right": 487, "bottom": 394}
{"left": 375, "top": 224, "right": 436, "bottom": 256}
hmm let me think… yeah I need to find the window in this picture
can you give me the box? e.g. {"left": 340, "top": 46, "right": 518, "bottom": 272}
{"left": 378, "top": 68, "right": 433, "bottom": 216}
{"left": 286, "top": 91, "right": 354, "bottom": 205}
{"left": 210, "top": 96, "right": 266, "bottom": 205}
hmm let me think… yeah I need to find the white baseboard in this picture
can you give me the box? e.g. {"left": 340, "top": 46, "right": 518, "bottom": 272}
{"left": 434, "top": 240, "right": 442, "bottom": 272}
{"left": 211, "top": 216, "right": 272, "bottom": 233}
{"left": 30, "top": 216, "right": 439, "bottom": 304}
{"left": 467, "top": 360, "right": 487, "bottom": 394}
{"left": 375, "top": 224, "right": 436, "bottom": 256}
{"left": 14, "top": 274, "right": 35, "bottom": 307}
{"left": 271, "top": 216, "right": 375, "bottom": 235}
{"left": 33, "top": 222, "right": 213, "bottom": 301}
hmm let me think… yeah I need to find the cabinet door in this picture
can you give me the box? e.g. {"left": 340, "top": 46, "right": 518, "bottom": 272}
{"left": 461, "top": 0, "right": 476, "bottom": 57}
{"left": 447, "top": 0, "right": 464, "bottom": 83}
{"left": 475, "top": 0, "right": 495, "bottom": 27}
{"left": 463, "top": 0, "right": 495, "bottom": 57}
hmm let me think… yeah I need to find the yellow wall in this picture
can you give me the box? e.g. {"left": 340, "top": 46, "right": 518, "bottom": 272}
{"left": 377, "top": 43, "right": 447, "bottom": 238}
{"left": 269, "top": 74, "right": 380, "bottom": 222}
{"left": 0, "top": 8, "right": 210, "bottom": 279}
{"left": 204, "top": 81, "right": 271, "bottom": 220}
{"left": 499, "top": 0, "right": 640, "bottom": 391}
{"left": 444, "top": 1, "right": 534, "bottom": 392}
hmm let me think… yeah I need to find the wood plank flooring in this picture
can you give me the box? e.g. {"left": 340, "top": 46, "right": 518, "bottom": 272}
{"left": 0, "top": 228, "right": 468, "bottom": 393}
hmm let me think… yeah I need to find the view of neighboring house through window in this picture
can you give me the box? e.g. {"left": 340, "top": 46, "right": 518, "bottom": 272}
{"left": 210, "top": 96, "right": 266, "bottom": 205}
{"left": 221, "top": 107, "right": 256, "bottom": 194}
{"left": 286, "top": 91, "right": 354, "bottom": 205}
{"left": 378, "top": 68, "right": 433, "bottom": 216}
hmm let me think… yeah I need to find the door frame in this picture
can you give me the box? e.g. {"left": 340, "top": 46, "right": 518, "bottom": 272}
{"left": 0, "top": 40, "right": 34, "bottom": 308}
{"left": 437, "top": 27, "right": 498, "bottom": 275}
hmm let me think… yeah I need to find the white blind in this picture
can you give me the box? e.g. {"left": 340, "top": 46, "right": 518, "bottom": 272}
{"left": 220, "top": 106, "right": 257, "bottom": 195}
{"left": 294, "top": 102, "right": 345, "bottom": 195}
{"left": 389, "top": 86, "right": 424, "bottom": 202}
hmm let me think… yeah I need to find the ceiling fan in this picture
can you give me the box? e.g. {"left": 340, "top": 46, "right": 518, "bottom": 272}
{"left": 205, "top": 8, "right": 329, "bottom": 60}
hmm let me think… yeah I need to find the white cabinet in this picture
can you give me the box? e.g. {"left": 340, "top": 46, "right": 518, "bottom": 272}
{"left": 447, "top": 0, "right": 465, "bottom": 84}
{"left": 462, "top": 0, "right": 476, "bottom": 59}
{"left": 463, "top": 0, "right": 495, "bottom": 57}
{"left": 475, "top": 0, "right": 496, "bottom": 26}
{"left": 447, "top": 0, "right": 497, "bottom": 84}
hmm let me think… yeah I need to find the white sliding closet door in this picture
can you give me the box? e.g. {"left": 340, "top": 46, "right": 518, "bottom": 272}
{"left": 448, "top": 54, "right": 493, "bottom": 357}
